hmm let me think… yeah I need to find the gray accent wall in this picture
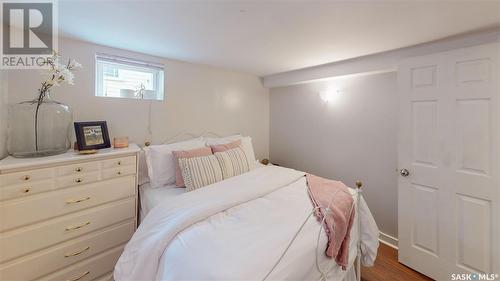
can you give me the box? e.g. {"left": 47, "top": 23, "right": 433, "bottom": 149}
{"left": 270, "top": 72, "right": 398, "bottom": 238}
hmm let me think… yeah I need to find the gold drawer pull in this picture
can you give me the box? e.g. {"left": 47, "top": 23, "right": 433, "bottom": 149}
{"left": 22, "top": 188, "right": 31, "bottom": 193}
{"left": 65, "top": 246, "right": 90, "bottom": 257}
{"left": 117, "top": 171, "right": 122, "bottom": 175}
{"left": 65, "top": 221, "right": 90, "bottom": 231}
{"left": 75, "top": 167, "right": 83, "bottom": 172}
{"left": 117, "top": 161, "right": 122, "bottom": 166}
{"left": 67, "top": 271, "right": 90, "bottom": 281}
{"left": 22, "top": 175, "right": 30, "bottom": 181}
{"left": 66, "top": 196, "right": 90, "bottom": 204}
{"left": 75, "top": 178, "right": 84, "bottom": 183}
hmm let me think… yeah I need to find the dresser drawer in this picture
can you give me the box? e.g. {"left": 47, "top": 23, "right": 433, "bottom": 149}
{"left": 102, "top": 156, "right": 135, "bottom": 169}
{"left": 0, "top": 198, "right": 136, "bottom": 263}
{"left": 0, "top": 175, "right": 136, "bottom": 232}
{"left": 56, "top": 171, "right": 101, "bottom": 188}
{"left": 0, "top": 221, "right": 134, "bottom": 281}
{"left": 102, "top": 165, "right": 136, "bottom": 180}
{"left": 39, "top": 245, "right": 124, "bottom": 281}
{"left": 0, "top": 179, "right": 55, "bottom": 201}
{"left": 57, "top": 161, "right": 100, "bottom": 177}
{"left": 0, "top": 167, "right": 54, "bottom": 187}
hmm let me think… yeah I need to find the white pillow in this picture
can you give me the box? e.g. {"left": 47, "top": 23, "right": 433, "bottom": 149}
{"left": 204, "top": 135, "right": 256, "bottom": 169}
{"left": 144, "top": 138, "right": 206, "bottom": 188}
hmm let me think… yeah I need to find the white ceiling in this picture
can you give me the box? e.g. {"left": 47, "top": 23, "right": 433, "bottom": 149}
{"left": 59, "top": 1, "right": 500, "bottom": 76}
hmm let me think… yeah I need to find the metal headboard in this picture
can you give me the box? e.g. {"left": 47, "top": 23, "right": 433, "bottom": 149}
{"left": 144, "top": 131, "right": 242, "bottom": 146}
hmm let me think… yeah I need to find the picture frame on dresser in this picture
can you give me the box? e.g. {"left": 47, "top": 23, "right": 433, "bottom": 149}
{"left": 74, "top": 121, "right": 111, "bottom": 151}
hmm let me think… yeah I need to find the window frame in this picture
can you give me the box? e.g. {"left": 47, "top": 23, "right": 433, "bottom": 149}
{"left": 95, "top": 53, "right": 165, "bottom": 101}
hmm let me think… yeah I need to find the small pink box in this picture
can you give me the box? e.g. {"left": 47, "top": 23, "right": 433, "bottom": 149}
{"left": 113, "top": 137, "right": 129, "bottom": 148}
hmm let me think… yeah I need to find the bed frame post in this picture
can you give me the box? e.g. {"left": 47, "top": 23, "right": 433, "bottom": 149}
{"left": 355, "top": 180, "right": 363, "bottom": 281}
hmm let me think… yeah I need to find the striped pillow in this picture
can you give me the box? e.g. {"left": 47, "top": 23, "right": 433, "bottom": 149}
{"left": 214, "top": 147, "right": 250, "bottom": 179}
{"left": 179, "top": 155, "right": 223, "bottom": 192}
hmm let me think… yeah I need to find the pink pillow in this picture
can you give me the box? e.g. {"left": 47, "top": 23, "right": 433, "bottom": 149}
{"left": 172, "top": 147, "right": 213, "bottom": 187}
{"left": 210, "top": 139, "right": 242, "bottom": 153}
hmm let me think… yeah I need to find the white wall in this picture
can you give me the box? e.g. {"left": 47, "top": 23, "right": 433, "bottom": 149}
{"left": 6, "top": 37, "right": 270, "bottom": 159}
{"left": 270, "top": 72, "right": 398, "bottom": 238}
{"left": 0, "top": 70, "right": 7, "bottom": 159}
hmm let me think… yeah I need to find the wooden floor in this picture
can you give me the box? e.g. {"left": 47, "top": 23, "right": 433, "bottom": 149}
{"left": 361, "top": 243, "right": 434, "bottom": 281}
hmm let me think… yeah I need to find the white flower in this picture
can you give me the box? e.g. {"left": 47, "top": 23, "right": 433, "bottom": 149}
{"left": 70, "top": 59, "right": 82, "bottom": 69}
{"left": 54, "top": 62, "right": 65, "bottom": 73}
{"left": 38, "top": 52, "right": 81, "bottom": 96}
{"left": 61, "top": 68, "right": 75, "bottom": 85}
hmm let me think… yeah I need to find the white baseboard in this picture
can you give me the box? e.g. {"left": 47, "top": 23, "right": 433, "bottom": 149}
{"left": 379, "top": 231, "right": 398, "bottom": 250}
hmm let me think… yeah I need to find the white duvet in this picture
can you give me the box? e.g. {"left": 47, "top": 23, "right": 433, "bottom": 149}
{"left": 115, "top": 166, "right": 379, "bottom": 281}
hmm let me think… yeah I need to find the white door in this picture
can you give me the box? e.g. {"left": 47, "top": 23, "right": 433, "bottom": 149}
{"left": 398, "top": 43, "right": 499, "bottom": 281}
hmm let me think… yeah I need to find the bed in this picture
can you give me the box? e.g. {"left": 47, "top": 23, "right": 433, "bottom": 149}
{"left": 116, "top": 134, "right": 379, "bottom": 281}
{"left": 139, "top": 183, "right": 185, "bottom": 222}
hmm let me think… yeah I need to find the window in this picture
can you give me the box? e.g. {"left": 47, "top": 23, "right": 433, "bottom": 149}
{"left": 95, "top": 53, "right": 164, "bottom": 100}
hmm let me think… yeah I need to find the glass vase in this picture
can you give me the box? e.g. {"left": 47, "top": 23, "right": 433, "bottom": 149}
{"left": 8, "top": 92, "right": 73, "bottom": 158}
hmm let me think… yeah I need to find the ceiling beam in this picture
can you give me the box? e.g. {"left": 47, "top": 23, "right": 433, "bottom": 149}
{"left": 262, "top": 26, "right": 500, "bottom": 88}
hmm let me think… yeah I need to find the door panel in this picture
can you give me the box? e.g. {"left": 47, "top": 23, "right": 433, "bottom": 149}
{"left": 398, "top": 42, "right": 499, "bottom": 280}
{"left": 412, "top": 101, "right": 438, "bottom": 166}
{"left": 456, "top": 59, "right": 490, "bottom": 84}
{"left": 456, "top": 99, "right": 490, "bottom": 176}
{"left": 411, "top": 184, "right": 439, "bottom": 255}
{"left": 411, "top": 65, "right": 437, "bottom": 88}
{"left": 456, "top": 194, "right": 491, "bottom": 273}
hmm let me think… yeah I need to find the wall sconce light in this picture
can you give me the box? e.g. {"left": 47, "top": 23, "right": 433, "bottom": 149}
{"left": 319, "top": 88, "right": 340, "bottom": 103}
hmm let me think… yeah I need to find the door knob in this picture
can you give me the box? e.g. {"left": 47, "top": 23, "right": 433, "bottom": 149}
{"left": 400, "top": 168, "right": 410, "bottom": 177}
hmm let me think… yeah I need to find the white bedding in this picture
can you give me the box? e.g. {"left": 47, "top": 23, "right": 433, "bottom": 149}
{"left": 139, "top": 161, "right": 265, "bottom": 221}
{"left": 117, "top": 166, "right": 379, "bottom": 281}
{"left": 139, "top": 183, "right": 185, "bottom": 221}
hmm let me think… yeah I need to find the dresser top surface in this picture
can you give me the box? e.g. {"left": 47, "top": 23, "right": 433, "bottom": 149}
{"left": 0, "top": 144, "right": 140, "bottom": 171}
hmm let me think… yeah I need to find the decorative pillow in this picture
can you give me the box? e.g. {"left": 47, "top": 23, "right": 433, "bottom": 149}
{"left": 144, "top": 138, "right": 206, "bottom": 188}
{"left": 179, "top": 155, "right": 223, "bottom": 192}
{"left": 210, "top": 139, "right": 241, "bottom": 153}
{"left": 214, "top": 146, "right": 250, "bottom": 179}
{"left": 172, "top": 147, "right": 213, "bottom": 187}
{"left": 204, "top": 135, "right": 256, "bottom": 169}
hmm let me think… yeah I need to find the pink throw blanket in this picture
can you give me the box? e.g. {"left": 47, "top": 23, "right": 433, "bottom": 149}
{"left": 306, "top": 174, "right": 355, "bottom": 270}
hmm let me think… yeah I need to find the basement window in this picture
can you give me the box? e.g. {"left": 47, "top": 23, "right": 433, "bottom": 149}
{"left": 95, "top": 53, "right": 164, "bottom": 100}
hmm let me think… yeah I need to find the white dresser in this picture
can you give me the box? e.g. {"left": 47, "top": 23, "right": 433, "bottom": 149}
{"left": 0, "top": 144, "right": 140, "bottom": 281}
